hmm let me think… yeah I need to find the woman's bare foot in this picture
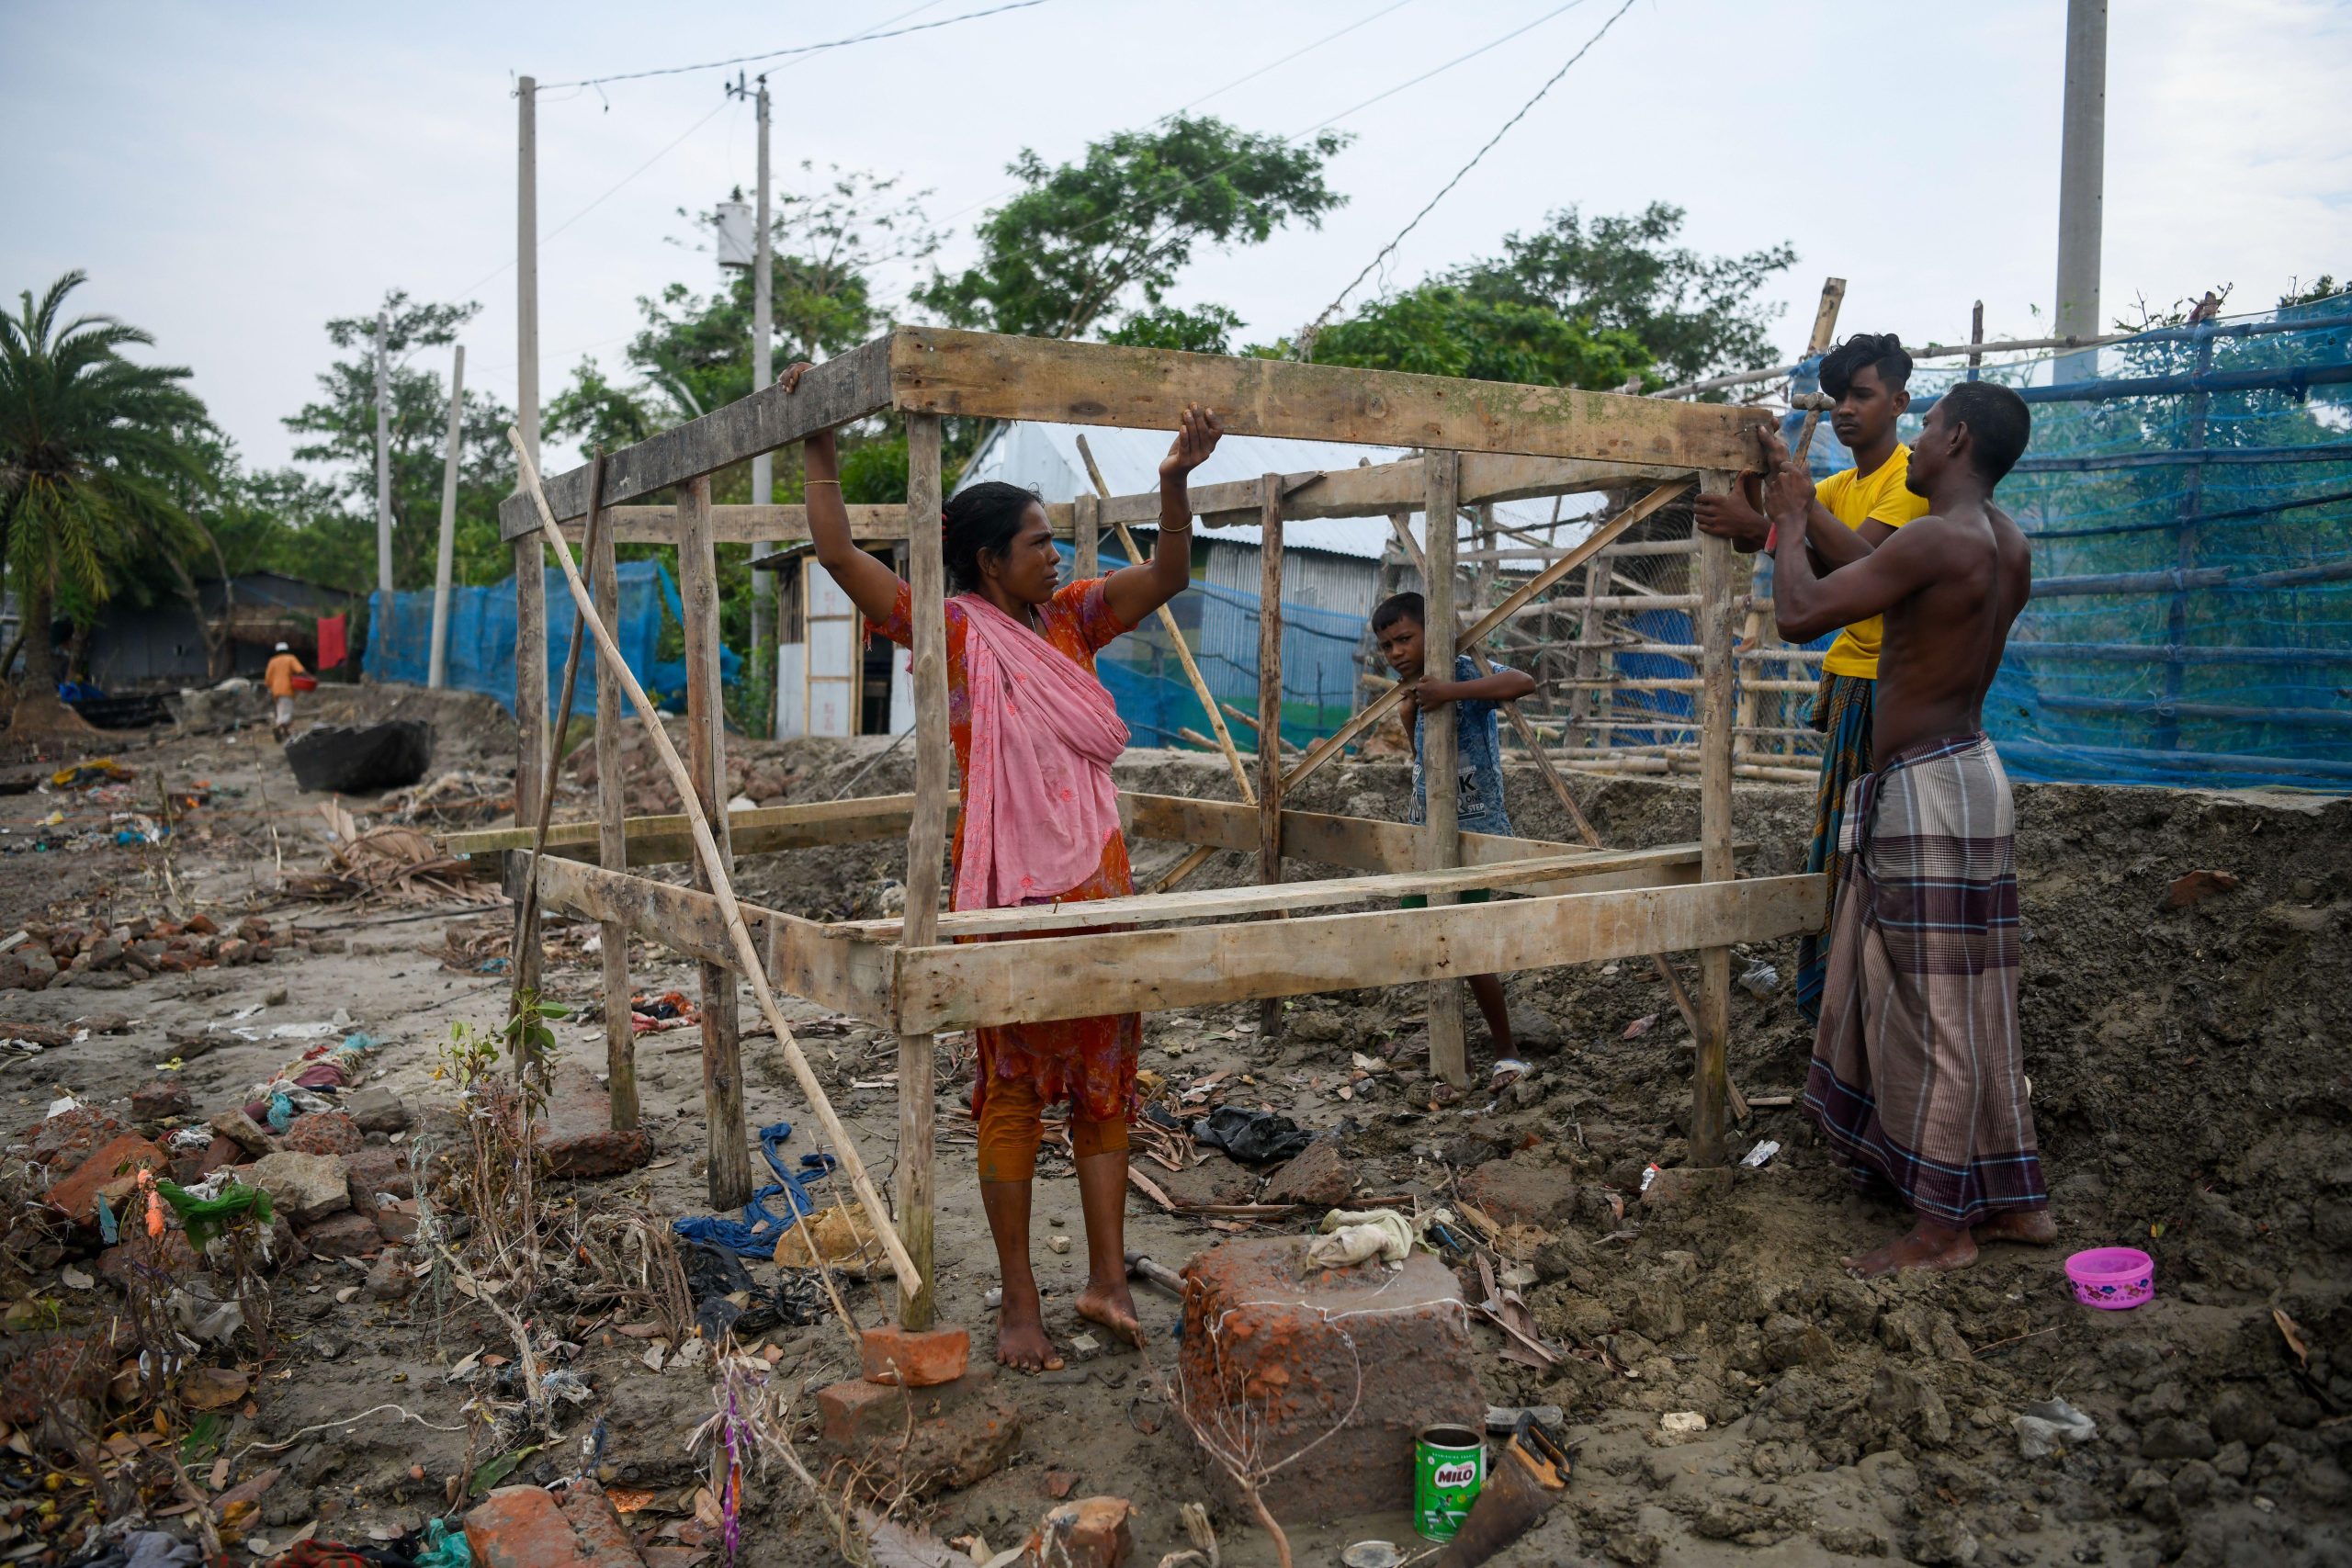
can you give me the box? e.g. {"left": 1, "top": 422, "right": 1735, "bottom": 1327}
{"left": 996, "top": 1282, "right": 1064, "bottom": 1372}
{"left": 1973, "top": 1209, "right": 2057, "bottom": 1246}
{"left": 1844, "top": 1221, "right": 1978, "bottom": 1279}
{"left": 1076, "top": 1278, "right": 1145, "bottom": 1348}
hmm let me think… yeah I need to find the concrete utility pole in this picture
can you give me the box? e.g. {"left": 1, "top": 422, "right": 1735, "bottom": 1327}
{"left": 517, "top": 77, "right": 540, "bottom": 472}
{"left": 375, "top": 310, "right": 393, "bottom": 596}
{"left": 514, "top": 73, "right": 548, "bottom": 1007}
{"left": 750, "top": 77, "right": 776, "bottom": 735}
{"left": 428, "top": 344, "right": 466, "bottom": 688}
{"left": 2053, "top": 0, "right": 2107, "bottom": 382}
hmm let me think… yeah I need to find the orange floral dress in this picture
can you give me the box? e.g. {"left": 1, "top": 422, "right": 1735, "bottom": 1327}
{"left": 869, "top": 577, "right": 1142, "bottom": 1124}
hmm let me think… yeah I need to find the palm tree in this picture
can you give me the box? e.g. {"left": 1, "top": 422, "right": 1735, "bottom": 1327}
{"left": 0, "top": 270, "right": 211, "bottom": 731}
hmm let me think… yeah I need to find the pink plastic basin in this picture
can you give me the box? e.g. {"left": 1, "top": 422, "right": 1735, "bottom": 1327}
{"left": 2064, "top": 1247, "right": 2154, "bottom": 1310}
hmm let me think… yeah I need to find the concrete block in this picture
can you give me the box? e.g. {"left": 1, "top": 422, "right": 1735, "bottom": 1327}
{"left": 1174, "top": 1236, "right": 1481, "bottom": 1524}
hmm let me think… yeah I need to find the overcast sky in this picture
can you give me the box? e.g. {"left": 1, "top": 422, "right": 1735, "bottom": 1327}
{"left": 6, "top": 0, "right": 2348, "bottom": 477}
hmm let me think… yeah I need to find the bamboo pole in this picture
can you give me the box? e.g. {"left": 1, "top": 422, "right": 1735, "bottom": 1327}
{"left": 896, "top": 412, "right": 947, "bottom": 1329}
{"left": 505, "top": 427, "right": 923, "bottom": 1300}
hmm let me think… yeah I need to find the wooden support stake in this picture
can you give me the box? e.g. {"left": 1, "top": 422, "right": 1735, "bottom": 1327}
{"left": 1691, "top": 470, "right": 1738, "bottom": 1168}
{"left": 679, "top": 476, "right": 751, "bottom": 1209}
{"left": 590, "top": 498, "right": 636, "bottom": 1128}
{"left": 512, "top": 535, "right": 547, "bottom": 1007}
{"left": 1256, "top": 475, "right": 1285, "bottom": 1042}
{"left": 1421, "top": 450, "right": 1464, "bottom": 1088}
{"left": 1070, "top": 434, "right": 1254, "bottom": 807}
{"left": 1152, "top": 478, "right": 1693, "bottom": 896}
{"left": 896, "top": 412, "right": 948, "bottom": 1330}
{"left": 505, "top": 427, "right": 924, "bottom": 1301}
{"left": 1074, "top": 491, "right": 1100, "bottom": 579}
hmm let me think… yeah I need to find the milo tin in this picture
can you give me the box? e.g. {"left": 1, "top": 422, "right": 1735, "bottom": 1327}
{"left": 1413, "top": 1423, "right": 1486, "bottom": 1541}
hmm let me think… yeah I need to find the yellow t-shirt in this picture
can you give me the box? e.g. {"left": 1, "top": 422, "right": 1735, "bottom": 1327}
{"left": 1814, "top": 444, "right": 1932, "bottom": 680}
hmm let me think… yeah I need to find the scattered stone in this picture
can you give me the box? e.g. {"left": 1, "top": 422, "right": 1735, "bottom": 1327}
{"left": 130, "top": 1079, "right": 194, "bottom": 1122}
{"left": 1286, "top": 1009, "right": 1344, "bottom": 1045}
{"left": 538, "top": 1066, "right": 654, "bottom": 1179}
{"left": 369, "top": 1198, "right": 420, "bottom": 1243}
{"left": 466, "top": 1482, "right": 643, "bottom": 1568}
{"left": 283, "top": 1110, "right": 364, "bottom": 1156}
{"left": 2140, "top": 1416, "right": 2218, "bottom": 1461}
{"left": 345, "top": 1084, "right": 412, "bottom": 1133}
{"left": 1503, "top": 1004, "right": 1566, "bottom": 1055}
{"left": 2167, "top": 868, "right": 2240, "bottom": 908}
{"left": 0, "top": 944, "right": 60, "bottom": 991}
{"left": 1262, "top": 1137, "right": 1354, "bottom": 1207}
{"left": 299, "top": 1211, "right": 382, "bottom": 1260}
{"left": 368, "top": 1255, "right": 417, "bottom": 1303}
{"left": 247, "top": 1150, "right": 353, "bottom": 1223}
{"left": 1458, "top": 1155, "right": 1576, "bottom": 1228}
{"left": 209, "top": 1109, "right": 277, "bottom": 1156}
{"left": 1175, "top": 1237, "right": 1480, "bottom": 1523}
{"left": 43, "top": 1134, "right": 167, "bottom": 1227}
{"left": 816, "top": 1368, "right": 1021, "bottom": 1495}
{"left": 1026, "top": 1496, "right": 1134, "bottom": 1568}
{"left": 2209, "top": 1387, "right": 2278, "bottom": 1451}
{"left": 343, "top": 1145, "right": 414, "bottom": 1213}
{"left": 859, "top": 1324, "right": 971, "bottom": 1388}
{"left": 24, "top": 1105, "right": 128, "bottom": 1168}
{"left": 96, "top": 1232, "right": 200, "bottom": 1284}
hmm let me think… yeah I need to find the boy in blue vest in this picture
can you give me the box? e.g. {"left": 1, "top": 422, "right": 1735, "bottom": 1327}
{"left": 1374, "top": 591, "right": 1538, "bottom": 1055}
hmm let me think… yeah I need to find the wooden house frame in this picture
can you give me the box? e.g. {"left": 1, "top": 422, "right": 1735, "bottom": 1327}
{"left": 449, "top": 326, "right": 1827, "bottom": 1326}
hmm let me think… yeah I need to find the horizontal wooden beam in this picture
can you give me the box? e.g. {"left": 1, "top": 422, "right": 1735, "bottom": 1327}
{"left": 443, "top": 793, "right": 957, "bottom": 867}
{"left": 498, "top": 336, "right": 894, "bottom": 537}
{"left": 535, "top": 856, "right": 895, "bottom": 1025}
{"left": 555, "top": 503, "right": 1076, "bottom": 547}
{"left": 889, "top": 327, "right": 1769, "bottom": 470}
{"left": 827, "top": 841, "right": 1704, "bottom": 941}
{"left": 894, "top": 872, "right": 1828, "bottom": 1032}
{"left": 1098, "top": 452, "right": 1694, "bottom": 531}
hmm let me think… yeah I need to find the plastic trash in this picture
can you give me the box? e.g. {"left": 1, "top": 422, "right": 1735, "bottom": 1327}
{"left": 1740, "top": 1140, "right": 1782, "bottom": 1169}
{"left": 1738, "top": 960, "right": 1780, "bottom": 999}
{"left": 1190, "top": 1106, "right": 1312, "bottom": 1164}
{"left": 2014, "top": 1397, "right": 2097, "bottom": 1458}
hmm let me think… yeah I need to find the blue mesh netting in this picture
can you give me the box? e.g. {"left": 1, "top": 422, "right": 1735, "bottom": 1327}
{"left": 1060, "top": 540, "right": 1367, "bottom": 751}
{"left": 1714, "top": 296, "right": 2352, "bottom": 791}
{"left": 367, "top": 559, "right": 738, "bottom": 715}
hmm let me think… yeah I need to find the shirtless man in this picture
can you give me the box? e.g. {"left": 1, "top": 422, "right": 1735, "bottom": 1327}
{"left": 1764, "top": 379, "right": 2058, "bottom": 1277}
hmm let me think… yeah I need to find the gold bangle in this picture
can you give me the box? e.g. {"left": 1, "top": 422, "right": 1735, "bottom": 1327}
{"left": 807, "top": 479, "right": 842, "bottom": 487}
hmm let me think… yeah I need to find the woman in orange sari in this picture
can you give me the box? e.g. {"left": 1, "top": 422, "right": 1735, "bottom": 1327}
{"left": 797, "top": 376, "right": 1221, "bottom": 1371}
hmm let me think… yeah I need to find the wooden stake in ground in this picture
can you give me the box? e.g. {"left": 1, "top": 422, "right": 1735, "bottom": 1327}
{"left": 1257, "top": 475, "right": 1286, "bottom": 1043}
{"left": 505, "top": 426, "right": 923, "bottom": 1301}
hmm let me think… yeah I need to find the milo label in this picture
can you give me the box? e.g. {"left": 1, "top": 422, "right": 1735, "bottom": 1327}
{"left": 1414, "top": 1425, "right": 1485, "bottom": 1541}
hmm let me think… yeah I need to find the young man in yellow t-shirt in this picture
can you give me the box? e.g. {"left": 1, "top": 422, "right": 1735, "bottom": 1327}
{"left": 1696, "top": 333, "right": 1927, "bottom": 1019}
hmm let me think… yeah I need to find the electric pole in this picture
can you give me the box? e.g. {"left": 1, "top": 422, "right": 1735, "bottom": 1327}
{"left": 375, "top": 310, "right": 393, "bottom": 596}
{"left": 2053, "top": 0, "right": 2107, "bottom": 381}
{"left": 428, "top": 344, "right": 466, "bottom": 688}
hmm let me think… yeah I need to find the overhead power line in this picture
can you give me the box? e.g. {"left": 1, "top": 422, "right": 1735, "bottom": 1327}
{"left": 1299, "top": 0, "right": 1643, "bottom": 353}
{"left": 540, "top": 0, "right": 1050, "bottom": 89}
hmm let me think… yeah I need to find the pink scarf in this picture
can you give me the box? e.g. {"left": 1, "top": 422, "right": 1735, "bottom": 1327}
{"left": 952, "top": 592, "right": 1129, "bottom": 912}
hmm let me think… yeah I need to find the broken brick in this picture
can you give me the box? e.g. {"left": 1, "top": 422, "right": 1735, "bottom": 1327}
{"left": 43, "top": 1134, "right": 166, "bottom": 1227}
{"left": 24, "top": 1105, "right": 128, "bottom": 1169}
{"left": 2167, "top": 868, "right": 2240, "bottom": 908}
{"left": 96, "top": 1231, "right": 200, "bottom": 1285}
{"left": 817, "top": 1369, "right": 1020, "bottom": 1496}
{"left": 130, "top": 1079, "right": 195, "bottom": 1122}
{"left": 1458, "top": 1155, "right": 1577, "bottom": 1229}
{"left": 859, "top": 1324, "right": 970, "bottom": 1388}
{"left": 1261, "top": 1137, "right": 1354, "bottom": 1207}
{"left": 465, "top": 1483, "right": 642, "bottom": 1568}
{"left": 538, "top": 1066, "right": 653, "bottom": 1179}
{"left": 300, "top": 1210, "right": 381, "bottom": 1259}
{"left": 283, "top": 1110, "right": 363, "bottom": 1156}
{"left": 1028, "top": 1496, "right": 1134, "bottom": 1568}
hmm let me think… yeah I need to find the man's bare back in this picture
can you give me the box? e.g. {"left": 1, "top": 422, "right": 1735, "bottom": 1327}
{"left": 1871, "top": 501, "right": 2030, "bottom": 764}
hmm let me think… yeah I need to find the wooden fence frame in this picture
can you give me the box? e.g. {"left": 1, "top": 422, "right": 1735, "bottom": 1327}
{"left": 458, "top": 325, "right": 1814, "bottom": 1328}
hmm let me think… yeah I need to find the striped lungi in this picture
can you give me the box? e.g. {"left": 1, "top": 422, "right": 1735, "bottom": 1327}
{"left": 1802, "top": 731, "right": 2048, "bottom": 1226}
{"left": 1795, "top": 672, "right": 1876, "bottom": 1023}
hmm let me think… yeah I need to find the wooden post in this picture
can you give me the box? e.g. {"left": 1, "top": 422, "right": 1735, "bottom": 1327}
{"left": 1422, "top": 450, "right": 1465, "bottom": 1088}
{"left": 1256, "top": 476, "right": 1284, "bottom": 1043}
{"left": 680, "top": 477, "right": 750, "bottom": 1208}
{"left": 897, "top": 412, "right": 948, "bottom": 1329}
{"left": 513, "top": 536, "right": 547, "bottom": 1007}
{"left": 592, "top": 509, "right": 636, "bottom": 1129}
{"left": 1074, "top": 491, "right": 1100, "bottom": 580}
{"left": 1691, "top": 471, "right": 1737, "bottom": 1167}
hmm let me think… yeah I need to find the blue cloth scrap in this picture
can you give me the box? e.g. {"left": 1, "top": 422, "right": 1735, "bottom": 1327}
{"left": 672, "top": 1121, "right": 837, "bottom": 1259}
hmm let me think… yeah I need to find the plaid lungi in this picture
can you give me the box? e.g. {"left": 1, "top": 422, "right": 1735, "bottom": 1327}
{"left": 1795, "top": 673, "right": 1876, "bottom": 1023}
{"left": 1803, "top": 731, "right": 2047, "bottom": 1225}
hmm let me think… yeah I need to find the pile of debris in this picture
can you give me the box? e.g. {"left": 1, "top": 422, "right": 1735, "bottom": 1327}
{"left": 286, "top": 800, "right": 492, "bottom": 905}
{"left": 569, "top": 728, "right": 803, "bottom": 816}
{"left": 0, "top": 913, "right": 314, "bottom": 992}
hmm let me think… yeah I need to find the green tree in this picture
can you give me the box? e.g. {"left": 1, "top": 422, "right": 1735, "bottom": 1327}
{"left": 0, "top": 271, "right": 212, "bottom": 729}
{"left": 1298, "top": 203, "right": 1794, "bottom": 392}
{"left": 1103, "top": 303, "right": 1247, "bottom": 355}
{"left": 915, "top": 115, "right": 1348, "bottom": 341}
{"left": 281, "top": 291, "right": 516, "bottom": 592}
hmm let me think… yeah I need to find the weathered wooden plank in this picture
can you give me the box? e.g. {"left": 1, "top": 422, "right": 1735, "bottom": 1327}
{"left": 826, "top": 844, "right": 1704, "bottom": 940}
{"left": 443, "top": 793, "right": 956, "bottom": 860}
{"left": 512, "top": 536, "right": 547, "bottom": 1004}
{"left": 568, "top": 502, "right": 1074, "bottom": 546}
{"left": 895, "top": 874, "right": 1829, "bottom": 1033}
{"left": 888, "top": 327, "right": 1770, "bottom": 469}
{"left": 897, "top": 412, "right": 947, "bottom": 1331}
{"left": 1422, "top": 449, "right": 1464, "bottom": 1088}
{"left": 1256, "top": 476, "right": 1285, "bottom": 1042}
{"left": 1095, "top": 453, "right": 1688, "bottom": 531}
{"left": 1692, "top": 473, "right": 1738, "bottom": 1168}
{"left": 591, "top": 501, "right": 637, "bottom": 1130}
{"left": 534, "top": 857, "right": 894, "bottom": 1023}
{"left": 681, "top": 479, "right": 751, "bottom": 1208}
{"left": 497, "top": 335, "right": 894, "bottom": 536}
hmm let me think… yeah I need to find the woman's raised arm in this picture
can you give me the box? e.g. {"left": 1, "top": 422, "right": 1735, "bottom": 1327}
{"left": 788, "top": 364, "right": 903, "bottom": 626}
{"left": 1102, "top": 404, "right": 1222, "bottom": 627}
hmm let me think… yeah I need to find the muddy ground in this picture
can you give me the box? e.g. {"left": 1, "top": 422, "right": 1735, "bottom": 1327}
{"left": 2, "top": 683, "right": 2348, "bottom": 1567}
